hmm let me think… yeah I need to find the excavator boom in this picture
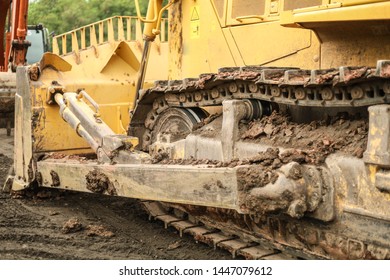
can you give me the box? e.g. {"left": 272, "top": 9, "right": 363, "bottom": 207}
{"left": 0, "top": 0, "right": 50, "bottom": 135}
{"left": 0, "top": 0, "right": 29, "bottom": 72}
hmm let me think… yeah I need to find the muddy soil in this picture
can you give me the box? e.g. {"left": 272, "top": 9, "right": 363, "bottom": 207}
{"left": 240, "top": 111, "right": 368, "bottom": 163}
{"left": 0, "top": 152, "right": 232, "bottom": 260}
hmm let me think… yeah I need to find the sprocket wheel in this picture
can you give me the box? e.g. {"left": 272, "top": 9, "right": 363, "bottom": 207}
{"left": 150, "top": 107, "right": 208, "bottom": 144}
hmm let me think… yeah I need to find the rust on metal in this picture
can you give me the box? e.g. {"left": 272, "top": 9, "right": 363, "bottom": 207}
{"left": 168, "top": 1, "right": 183, "bottom": 80}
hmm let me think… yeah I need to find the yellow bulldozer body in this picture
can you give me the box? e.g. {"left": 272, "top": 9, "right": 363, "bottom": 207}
{"left": 8, "top": 0, "right": 390, "bottom": 259}
{"left": 28, "top": 16, "right": 168, "bottom": 154}
{"left": 26, "top": 0, "right": 390, "bottom": 156}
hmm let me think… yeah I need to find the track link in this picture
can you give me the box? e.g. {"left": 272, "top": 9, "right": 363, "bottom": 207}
{"left": 147, "top": 60, "right": 390, "bottom": 108}
{"left": 142, "top": 201, "right": 297, "bottom": 260}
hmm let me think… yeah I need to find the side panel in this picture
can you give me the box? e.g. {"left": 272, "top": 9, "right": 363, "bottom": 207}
{"left": 280, "top": 1, "right": 390, "bottom": 68}
{"left": 169, "top": 0, "right": 237, "bottom": 79}
{"left": 229, "top": 23, "right": 319, "bottom": 68}
{"left": 227, "top": 0, "right": 320, "bottom": 68}
{"left": 172, "top": 0, "right": 322, "bottom": 76}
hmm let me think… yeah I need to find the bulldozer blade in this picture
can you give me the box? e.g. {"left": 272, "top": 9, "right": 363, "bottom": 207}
{"left": 36, "top": 160, "right": 239, "bottom": 210}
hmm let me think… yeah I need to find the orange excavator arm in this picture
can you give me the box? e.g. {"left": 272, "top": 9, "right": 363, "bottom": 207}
{"left": 0, "top": 0, "right": 29, "bottom": 72}
{"left": 0, "top": 0, "right": 10, "bottom": 71}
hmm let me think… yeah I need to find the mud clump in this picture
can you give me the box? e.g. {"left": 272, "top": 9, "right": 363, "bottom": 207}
{"left": 62, "top": 218, "right": 83, "bottom": 234}
{"left": 241, "top": 111, "right": 368, "bottom": 164}
{"left": 28, "top": 65, "right": 40, "bottom": 81}
{"left": 243, "top": 190, "right": 294, "bottom": 216}
{"left": 47, "top": 153, "right": 67, "bottom": 160}
{"left": 85, "top": 225, "right": 115, "bottom": 238}
{"left": 10, "top": 188, "right": 65, "bottom": 200}
{"left": 50, "top": 170, "right": 60, "bottom": 186}
{"left": 315, "top": 70, "right": 339, "bottom": 84}
{"left": 342, "top": 67, "right": 370, "bottom": 83}
{"left": 192, "top": 113, "right": 222, "bottom": 131}
{"left": 61, "top": 219, "right": 114, "bottom": 238}
{"left": 151, "top": 151, "right": 170, "bottom": 164}
{"left": 237, "top": 166, "right": 278, "bottom": 191}
{"left": 248, "top": 148, "right": 280, "bottom": 166}
{"left": 279, "top": 150, "right": 307, "bottom": 164}
{"left": 85, "top": 170, "right": 117, "bottom": 196}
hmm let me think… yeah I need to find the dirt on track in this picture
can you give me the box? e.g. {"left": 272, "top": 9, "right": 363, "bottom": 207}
{"left": 0, "top": 152, "right": 233, "bottom": 260}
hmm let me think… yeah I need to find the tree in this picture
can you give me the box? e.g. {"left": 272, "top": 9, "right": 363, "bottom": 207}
{"left": 28, "top": 0, "right": 148, "bottom": 36}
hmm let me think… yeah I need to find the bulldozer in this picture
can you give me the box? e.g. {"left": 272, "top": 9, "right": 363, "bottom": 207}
{"left": 5, "top": 0, "right": 390, "bottom": 259}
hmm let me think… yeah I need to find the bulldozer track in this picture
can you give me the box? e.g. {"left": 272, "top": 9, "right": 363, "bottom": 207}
{"left": 142, "top": 201, "right": 299, "bottom": 260}
{"left": 141, "top": 60, "right": 390, "bottom": 150}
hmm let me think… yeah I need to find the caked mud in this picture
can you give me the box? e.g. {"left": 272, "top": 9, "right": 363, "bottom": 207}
{"left": 240, "top": 111, "right": 368, "bottom": 163}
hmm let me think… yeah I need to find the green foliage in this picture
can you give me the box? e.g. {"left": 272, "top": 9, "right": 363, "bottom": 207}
{"left": 28, "top": 0, "right": 149, "bottom": 35}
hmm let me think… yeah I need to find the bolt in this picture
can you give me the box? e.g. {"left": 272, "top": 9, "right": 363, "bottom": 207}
{"left": 351, "top": 86, "right": 364, "bottom": 99}
{"left": 179, "top": 93, "right": 186, "bottom": 103}
{"left": 295, "top": 88, "right": 306, "bottom": 100}
{"left": 248, "top": 83, "right": 258, "bottom": 93}
{"left": 271, "top": 86, "right": 281, "bottom": 97}
{"left": 211, "top": 88, "right": 220, "bottom": 99}
{"left": 321, "top": 87, "right": 334, "bottom": 100}
{"left": 153, "top": 100, "right": 160, "bottom": 110}
{"left": 383, "top": 82, "right": 390, "bottom": 94}
{"left": 229, "top": 83, "right": 238, "bottom": 93}
{"left": 194, "top": 92, "right": 203, "bottom": 102}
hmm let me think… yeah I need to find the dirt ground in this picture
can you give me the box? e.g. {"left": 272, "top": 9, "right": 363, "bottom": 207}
{"left": 0, "top": 131, "right": 232, "bottom": 260}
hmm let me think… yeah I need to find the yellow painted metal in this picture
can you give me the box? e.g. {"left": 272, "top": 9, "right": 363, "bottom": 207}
{"left": 31, "top": 16, "right": 168, "bottom": 154}
{"left": 169, "top": 0, "right": 237, "bottom": 79}
{"left": 135, "top": 0, "right": 160, "bottom": 24}
{"left": 281, "top": 1, "right": 390, "bottom": 23}
{"left": 39, "top": 52, "right": 72, "bottom": 72}
{"left": 336, "top": 0, "right": 389, "bottom": 6}
{"left": 140, "top": 0, "right": 163, "bottom": 39}
{"left": 226, "top": 0, "right": 276, "bottom": 26}
{"left": 8, "top": 1, "right": 390, "bottom": 249}
{"left": 279, "top": 1, "right": 390, "bottom": 68}
{"left": 169, "top": 0, "right": 390, "bottom": 77}
{"left": 21, "top": 0, "right": 390, "bottom": 156}
{"left": 169, "top": 0, "right": 321, "bottom": 79}
{"left": 19, "top": 0, "right": 390, "bottom": 177}
{"left": 228, "top": 21, "right": 319, "bottom": 68}
{"left": 37, "top": 160, "right": 240, "bottom": 209}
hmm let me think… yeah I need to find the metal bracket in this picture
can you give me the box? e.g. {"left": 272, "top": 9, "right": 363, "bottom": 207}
{"left": 363, "top": 105, "right": 390, "bottom": 167}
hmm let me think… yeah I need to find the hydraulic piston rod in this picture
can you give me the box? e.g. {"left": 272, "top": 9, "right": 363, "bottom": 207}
{"left": 54, "top": 93, "right": 100, "bottom": 152}
{"left": 54, "top": 91, "right": 139, "bottom": 162}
